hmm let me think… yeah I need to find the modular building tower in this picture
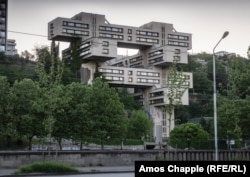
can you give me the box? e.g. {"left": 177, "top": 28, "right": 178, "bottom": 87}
{"left": 48, "top": 12, "right": 193, "bottom": 142}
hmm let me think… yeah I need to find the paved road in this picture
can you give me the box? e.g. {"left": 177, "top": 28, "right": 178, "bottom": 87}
{"left": 0, "top": 166, "right": 134, "bottom": 176}
{"left": 33, "top": 173, "right": 133, "bottom": 177}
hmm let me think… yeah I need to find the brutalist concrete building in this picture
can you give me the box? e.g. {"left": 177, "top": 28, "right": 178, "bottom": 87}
{"left": 48, "top": 12, "right": 193, "bottom": 142}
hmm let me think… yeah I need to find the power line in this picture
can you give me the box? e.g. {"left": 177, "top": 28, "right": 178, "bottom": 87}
{"left": 8, "top": 30, "right": 48, "bottom": 37}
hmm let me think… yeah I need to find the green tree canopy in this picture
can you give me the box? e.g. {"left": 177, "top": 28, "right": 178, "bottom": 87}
{"left": 217, "top": 99, "right": 242, "bottom": 145}
{"left": 87, "top": 77, "right": 127, "bottom": 149}
{"left": 0, "top": 76, "right": 13, "bottom": 142}
{"left": 127, "top": 109, "right": 153, "bottom": 139}
{"left": 170, "top": 123, "right": 209, "bottom": 149}
{"left": 65, "top": 82, "right": 93, "bottom": 149}
{"left": 10, "top": 78, "right": 45, "bottom": 150}
{"left": 117, "top": 88, "right": 141, "bottom": 114}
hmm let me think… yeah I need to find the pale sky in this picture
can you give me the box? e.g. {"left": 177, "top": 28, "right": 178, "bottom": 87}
{"left": 7, "top": 0, "right": 250, "bottom": 58}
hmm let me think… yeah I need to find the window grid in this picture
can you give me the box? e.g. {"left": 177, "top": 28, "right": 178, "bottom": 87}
{"left": 63, "top": 21, "right": 89, "bottom": 29}
{"left": 137, "top": 78, "right": 160, "bottom": 84}
{"left": 148, "top": 50, "right": 163, "bottom": 58}
{"left": 99, "top": 68, "right": 124, "bottom": 74}
{"left": 168, "top": 34, "right": 189, "bottom": 41}
{"left": 62, "top": 28, "right": 89, "bottom": 36}
{"left": 99, "top": 26, "right": 123, "bottom": 33}
{"left": 100, "top": 33, "right": 123, "bottom": 40}
{"left": 168, "top": 41, "right": 189, "bottom": 47}
{"left": 136, "top": 30, "right": 159, "bottom": 37}
{"left": 137, "top": 71, "right": 160, "bottom": 77}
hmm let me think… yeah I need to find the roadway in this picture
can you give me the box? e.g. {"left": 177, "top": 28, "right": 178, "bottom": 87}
{"left": 32, "top": 173, "right": 133, "bottom": 177}
{"left": 0, "top": 166, "right": 134, "bottom": 177}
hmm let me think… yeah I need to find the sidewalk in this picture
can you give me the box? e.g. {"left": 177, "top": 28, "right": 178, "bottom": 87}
{"left": 0, "top": 166, "right": 134, "bottom": 176}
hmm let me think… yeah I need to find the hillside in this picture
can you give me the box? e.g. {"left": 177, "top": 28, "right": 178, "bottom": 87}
{"left": 0, "top": 54, "right": 37, "bottom": 84}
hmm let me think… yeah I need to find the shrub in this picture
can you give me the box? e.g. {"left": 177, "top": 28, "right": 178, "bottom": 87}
{"left": 15, "top": 161, "right": 79, "bottom": 174}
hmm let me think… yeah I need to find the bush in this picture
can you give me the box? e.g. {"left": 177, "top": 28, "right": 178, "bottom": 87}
{"left": 15, "top": 161, "right": 79, "bottom": 174}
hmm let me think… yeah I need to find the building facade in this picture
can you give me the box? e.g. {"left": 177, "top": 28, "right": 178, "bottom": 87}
{"left": 48, "top": 12, "right": 193, "bottom": 142}
{"left": 6, "top": 39, "right": 17, "bottom": 55}
{"left": 0, "top": 0, "right": 7, "bottom": 53}
{"left": 0, "top": 0, "right": 17, "bottom": 56}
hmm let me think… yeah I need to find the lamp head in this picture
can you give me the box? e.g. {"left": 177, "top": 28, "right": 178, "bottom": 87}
{"left": 222, "top": 31, "right": 229, "bottom": 39}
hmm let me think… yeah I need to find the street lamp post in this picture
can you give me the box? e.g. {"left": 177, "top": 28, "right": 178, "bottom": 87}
{"left": 213, "top": 31, "right": 229, "bottom": 161}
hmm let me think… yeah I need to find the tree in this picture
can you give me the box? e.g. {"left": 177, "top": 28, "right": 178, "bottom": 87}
{"left": 247, "top": 45, "right": 250, "bottom": 59}
{"left": 216, "top": 56, "right": 250, "bottom": 148}
{"left": 127, "top": 109, "right": 153, "bottom": 139}
{"left": 181, "top": 55, "right": 213, "bottom": 119}
{"left": 192, "top": 71, "right": 213, "bottom": 94}
{"left": 117, "top": 88, "right": 141, "bottom": 116}
{"left": 0, "top": 76, "right": 13, "bottom": 147}
{"left": 0, "top": 53, "right": 37, "bottom": 85}
{"left": 0, "top": 51, "right": 8, "bottom": 64}
{"left": 217, "top": 98, "right": 242, "bottom": 148}
{"left": 237, "top": 96, "right": 250, "bottom": 142}
{"left": 165, "top": 58, "right": 189, "bottom": 137}
{"left": 48, "top": 84, "right": 73, "bottom": 150}
{"left": 10, "top": 78, "right": 45, "bottom": 150}
{"left": 88, "top": 77, "right": 127, "bottom": 149}
{"left": 206, "top": 56, "right": 228, "bottom": 95}
{"left": 35, "top": 45, "right": 53, "bottom": 75}
{"left": 35, "top": 44, "right": 65, "bottom": 151}
{"left": 65, "top": 82, "right": 93, "bottom": 150}
{"left": 226, "top": 56, "right": 250, "bottom": 99}
{"left": 61, "top": 40, "right": 86, "bottom": 83}
{"left": 170, "top": 123, "right": 209, "bottom": 149}
{"left": 174, "top": 105, "right": 191, "bottom": 124}
{"left": 20, "top": 50, "right": 34, "bottom": 64}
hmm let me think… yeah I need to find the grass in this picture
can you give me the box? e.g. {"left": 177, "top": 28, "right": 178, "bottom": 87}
{"left": 15, "top": 161, "right": 79, "bottom": 174}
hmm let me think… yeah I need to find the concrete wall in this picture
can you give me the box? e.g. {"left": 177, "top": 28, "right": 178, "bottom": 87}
{"left": 0, "top": 150, "right": 250, "bottom": 168}
{"left": 0, "top": 150, "right": 162, "bottom": 168}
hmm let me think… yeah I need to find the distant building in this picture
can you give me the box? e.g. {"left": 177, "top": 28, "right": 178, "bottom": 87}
{"left": 6, "top": 39, "right": 17, "bottom": 56}
{"left": 215, "top": 51, "right": 236, "bottom": 59}
{"left": 48, "top": 12, "right": 193, "bottom": 142}
{"left": 0, "top": 0, "right": 7, "bottom": 53}
{"left": 0, "top": 0, "right": 17, "bottom": 56}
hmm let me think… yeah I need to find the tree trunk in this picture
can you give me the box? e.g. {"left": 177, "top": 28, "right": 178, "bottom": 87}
{"left": 101, "top": 139, "right": 104, "bottom": 150}
{"left": 28, "top": 136, "right": 33, "bottom": 150}
{"left": 58, "top": 138, "right": 62, "bottom": 150}
{"left": 80, "top": 142, "right": 83, "bottom": 150}
{"left": 6, "top": 135, "right": 11, "bottom": 148}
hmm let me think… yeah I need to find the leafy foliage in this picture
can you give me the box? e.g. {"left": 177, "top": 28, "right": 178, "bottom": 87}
{"left": 64, "top": 82, "right": 92, "bottom": 149}
{"left": 165, "top": 58, "right": 189, "bottom": 136}
{"left": 170, "top": 123, "right": 209, "bottom": 149}
{"left": 87, "top": 77, "right": 128, "bottom": 149}
{"left": 117, "top": 88, "right": 141, "bottom": 113}
{"left": 217, "top": 99, "right": 242, "bottom": 144}
{"left": 127, "top": 110, "right": 153, "bottom": 139}
{"left": 3, "top": 44, "right": 250, "bottom": 150}
{"left": 10, "top": 79, "right": 45, "bottom": 150}
{"left": 15, "top": 161, "right": 79, "bottom": 174}
{"left": 0, "top": 76, "right": 13, "bottom": 144}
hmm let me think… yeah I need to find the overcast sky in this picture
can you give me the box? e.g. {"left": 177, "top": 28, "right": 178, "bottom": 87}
{"left": 7, "top": 0, "right": 250, "bottom": 57}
